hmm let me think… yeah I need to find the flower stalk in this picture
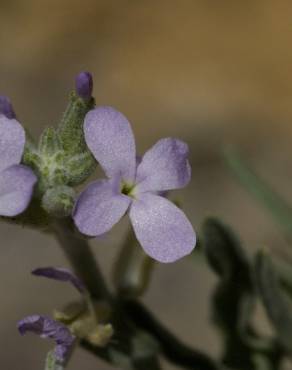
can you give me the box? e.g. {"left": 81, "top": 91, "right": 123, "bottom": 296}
{"left": 52, "top": 218, "right": 111, "bottom": 302}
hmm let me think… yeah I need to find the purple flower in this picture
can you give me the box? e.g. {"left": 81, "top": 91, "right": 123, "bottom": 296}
{"left": 18, "top": 315, "right": 75, "bottom": 363}
{"left": 32, "top": 267, "right": 86, "bottom": 293}
{"left": 73, "top": 107, "right": 196, "bottom": 263}
{"left": 75, "top": 72, "right": 93, "bottom": 101}
{"left": 0, "top": 112, "right": 37, "bottom": 216}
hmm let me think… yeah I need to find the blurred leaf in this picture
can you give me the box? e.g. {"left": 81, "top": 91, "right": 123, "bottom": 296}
{"left": 202, "top": 218, "right": 256, "bottom": 369}
{"left": 224, "top": 149, "right": 292, "bottom": 237}
{"left": 202, "top": 218, "right": 254, "bottom": 332}
{"left": 273, "top": 256, "right": 292, "bottom": 297}
{"left": 202, "top": 219, "right": 284, "bottom": 369}
{"left": 255, "top": 252, "right": 292, "bottom": 356}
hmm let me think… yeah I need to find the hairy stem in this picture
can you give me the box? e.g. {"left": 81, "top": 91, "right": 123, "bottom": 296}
{"left": 53, "top": 218, "right": 111, "bottom": 301}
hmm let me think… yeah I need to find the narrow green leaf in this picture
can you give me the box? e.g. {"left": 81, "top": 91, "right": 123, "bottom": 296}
{"left": 65, "top": 152, "right": 96, "bottom": 186}
{"left": 224, "top": 149, "right": 292, "bottom": 237}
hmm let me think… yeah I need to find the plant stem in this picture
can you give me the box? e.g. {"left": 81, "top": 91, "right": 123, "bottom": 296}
{"left": 53, "top": 219, "right": 161, "bottom": 369}
{"left": 113, "top": 228, "right": 155, "bottom": 298}
{"left": 124, "top": 300, "right": 220, "bottom": 370}
{"left": 53, "top": 218, "right": 111, "bottom": 301}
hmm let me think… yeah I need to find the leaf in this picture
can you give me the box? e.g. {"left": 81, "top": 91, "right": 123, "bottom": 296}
{"left": 224, "top": 148, "right": 292, "bottom": 237}
{"left": 272, "top": 256, "right": 292, "bottom": 297}
{"left": 255, "top": 252, "right": 292, "bottom": 356}
{"left": 202, "top": 217, "right": 256, "bottom": 369}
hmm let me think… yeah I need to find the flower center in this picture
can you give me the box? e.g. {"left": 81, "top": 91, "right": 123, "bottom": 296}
{"left": 121, "top": 181, "right": 136, "bottom": 198}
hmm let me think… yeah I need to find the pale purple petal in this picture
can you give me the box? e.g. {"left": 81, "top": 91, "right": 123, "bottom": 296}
{"left": 136, "top": 138, "right": 191, "bottom": 192}
{"left": 73, "top": 178, "right": 131, "bottom": 236}
{"left": 0, "top": 165, "right": 37, "bottom": 216}
{"left": 84, "top": 107, "right": 136, "bottom": 181}
{"left": 0, "top": 95, "right": 16, "bottom": 119}
{"left": 32, "top": 267, "right": 86, "bottom": 293}
{"left": 0, "top": 115, "right": 25, "bottom": 172}
{"left": 18, "top": 315, "right": 75, "bottom": 363}
{"left": 129, "top": 193, "right": 196, "bottom": 263}
{"left": 75, "top": 71, "right": 93, "bottom": 100}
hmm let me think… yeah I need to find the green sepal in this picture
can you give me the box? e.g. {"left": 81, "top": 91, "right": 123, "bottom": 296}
{"left": 65, "top": 151, "right": 96, "bottom": 186}
{"left": 58, "top": 91, "right": 95, "bottom": 155}
{"left": 22, "top": 141, "right": 41, "bottom": 174}
{"left": 39, "top": 127, "right": 62, "bottom": 156}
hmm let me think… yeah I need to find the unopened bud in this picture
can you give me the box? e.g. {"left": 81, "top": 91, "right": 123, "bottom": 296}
{"left": 0, "top": 95, "right": 16, "bottom": 119}
{"left": 42, "top": 186, "right": 75, "bottom": 217}
{"left": 75, "top": 72, "right": 93, "bottom": 101}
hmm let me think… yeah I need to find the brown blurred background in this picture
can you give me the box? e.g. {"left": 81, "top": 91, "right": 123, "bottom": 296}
{"left": 1, "top": 0, "right": 292, "bottom": 368}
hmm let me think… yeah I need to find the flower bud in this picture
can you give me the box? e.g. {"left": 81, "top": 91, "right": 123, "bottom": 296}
{"left": 0, "top": 95, "right": 16, "bottom": 119}
{"left": 75, "top": 72, "right": 93, "bottom": 101}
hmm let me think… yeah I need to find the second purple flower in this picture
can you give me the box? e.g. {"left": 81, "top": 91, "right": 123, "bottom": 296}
{"left": 0, "top": 102, "right": 37, "bottom": 217}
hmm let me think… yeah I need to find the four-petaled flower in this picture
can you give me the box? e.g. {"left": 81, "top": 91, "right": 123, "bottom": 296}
{"left": 0, "top": 98, "right": 36, "bottom": 216}
{"left": 73, "top": 107, "right": 196, "bottom": 263}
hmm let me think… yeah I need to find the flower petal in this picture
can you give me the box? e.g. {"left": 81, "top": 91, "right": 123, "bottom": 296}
{"left": 18, "top": 315, "right": 75, "bottom": 363}
{"left": 136, "top": 138, "right": 191, "bottom": 192}
{"left": 84, "top": 107, "right": 136, "bottom": 181}
{"left": 73, "top": 178, "right": 131, "bottom": 236}
{"left": 0, "top": 115, "right": 25, "bottom": 172}
{"left": 129, "top": 193, "right": 196, "bottom": 263}
{"left": 0, "top": 164, "right": 37, "bottom": 216}
{"left": 32, "top": 267, "right": 86, "bottom": 294}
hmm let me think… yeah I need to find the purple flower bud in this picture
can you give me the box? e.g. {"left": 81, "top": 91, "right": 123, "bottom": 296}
{"left": 32, "top": 267, "right": 86, "bottom": 294}
{"left": 0, "top": 95, "right": 16, "bottom": 119}
{"left": 75, "top": 72, "right": 93, "bottom": 100}
{"left": 18, "top": 315, "right": 75, "bottom": 363}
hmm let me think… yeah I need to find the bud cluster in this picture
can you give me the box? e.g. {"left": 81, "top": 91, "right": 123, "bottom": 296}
{"left": 22, "top": 72, "right": 96, "bottom": 217}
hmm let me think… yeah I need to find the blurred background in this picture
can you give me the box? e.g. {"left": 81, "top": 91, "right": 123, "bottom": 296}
{"left": 1, "top": 0, "right": 292, "bottom": 368}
